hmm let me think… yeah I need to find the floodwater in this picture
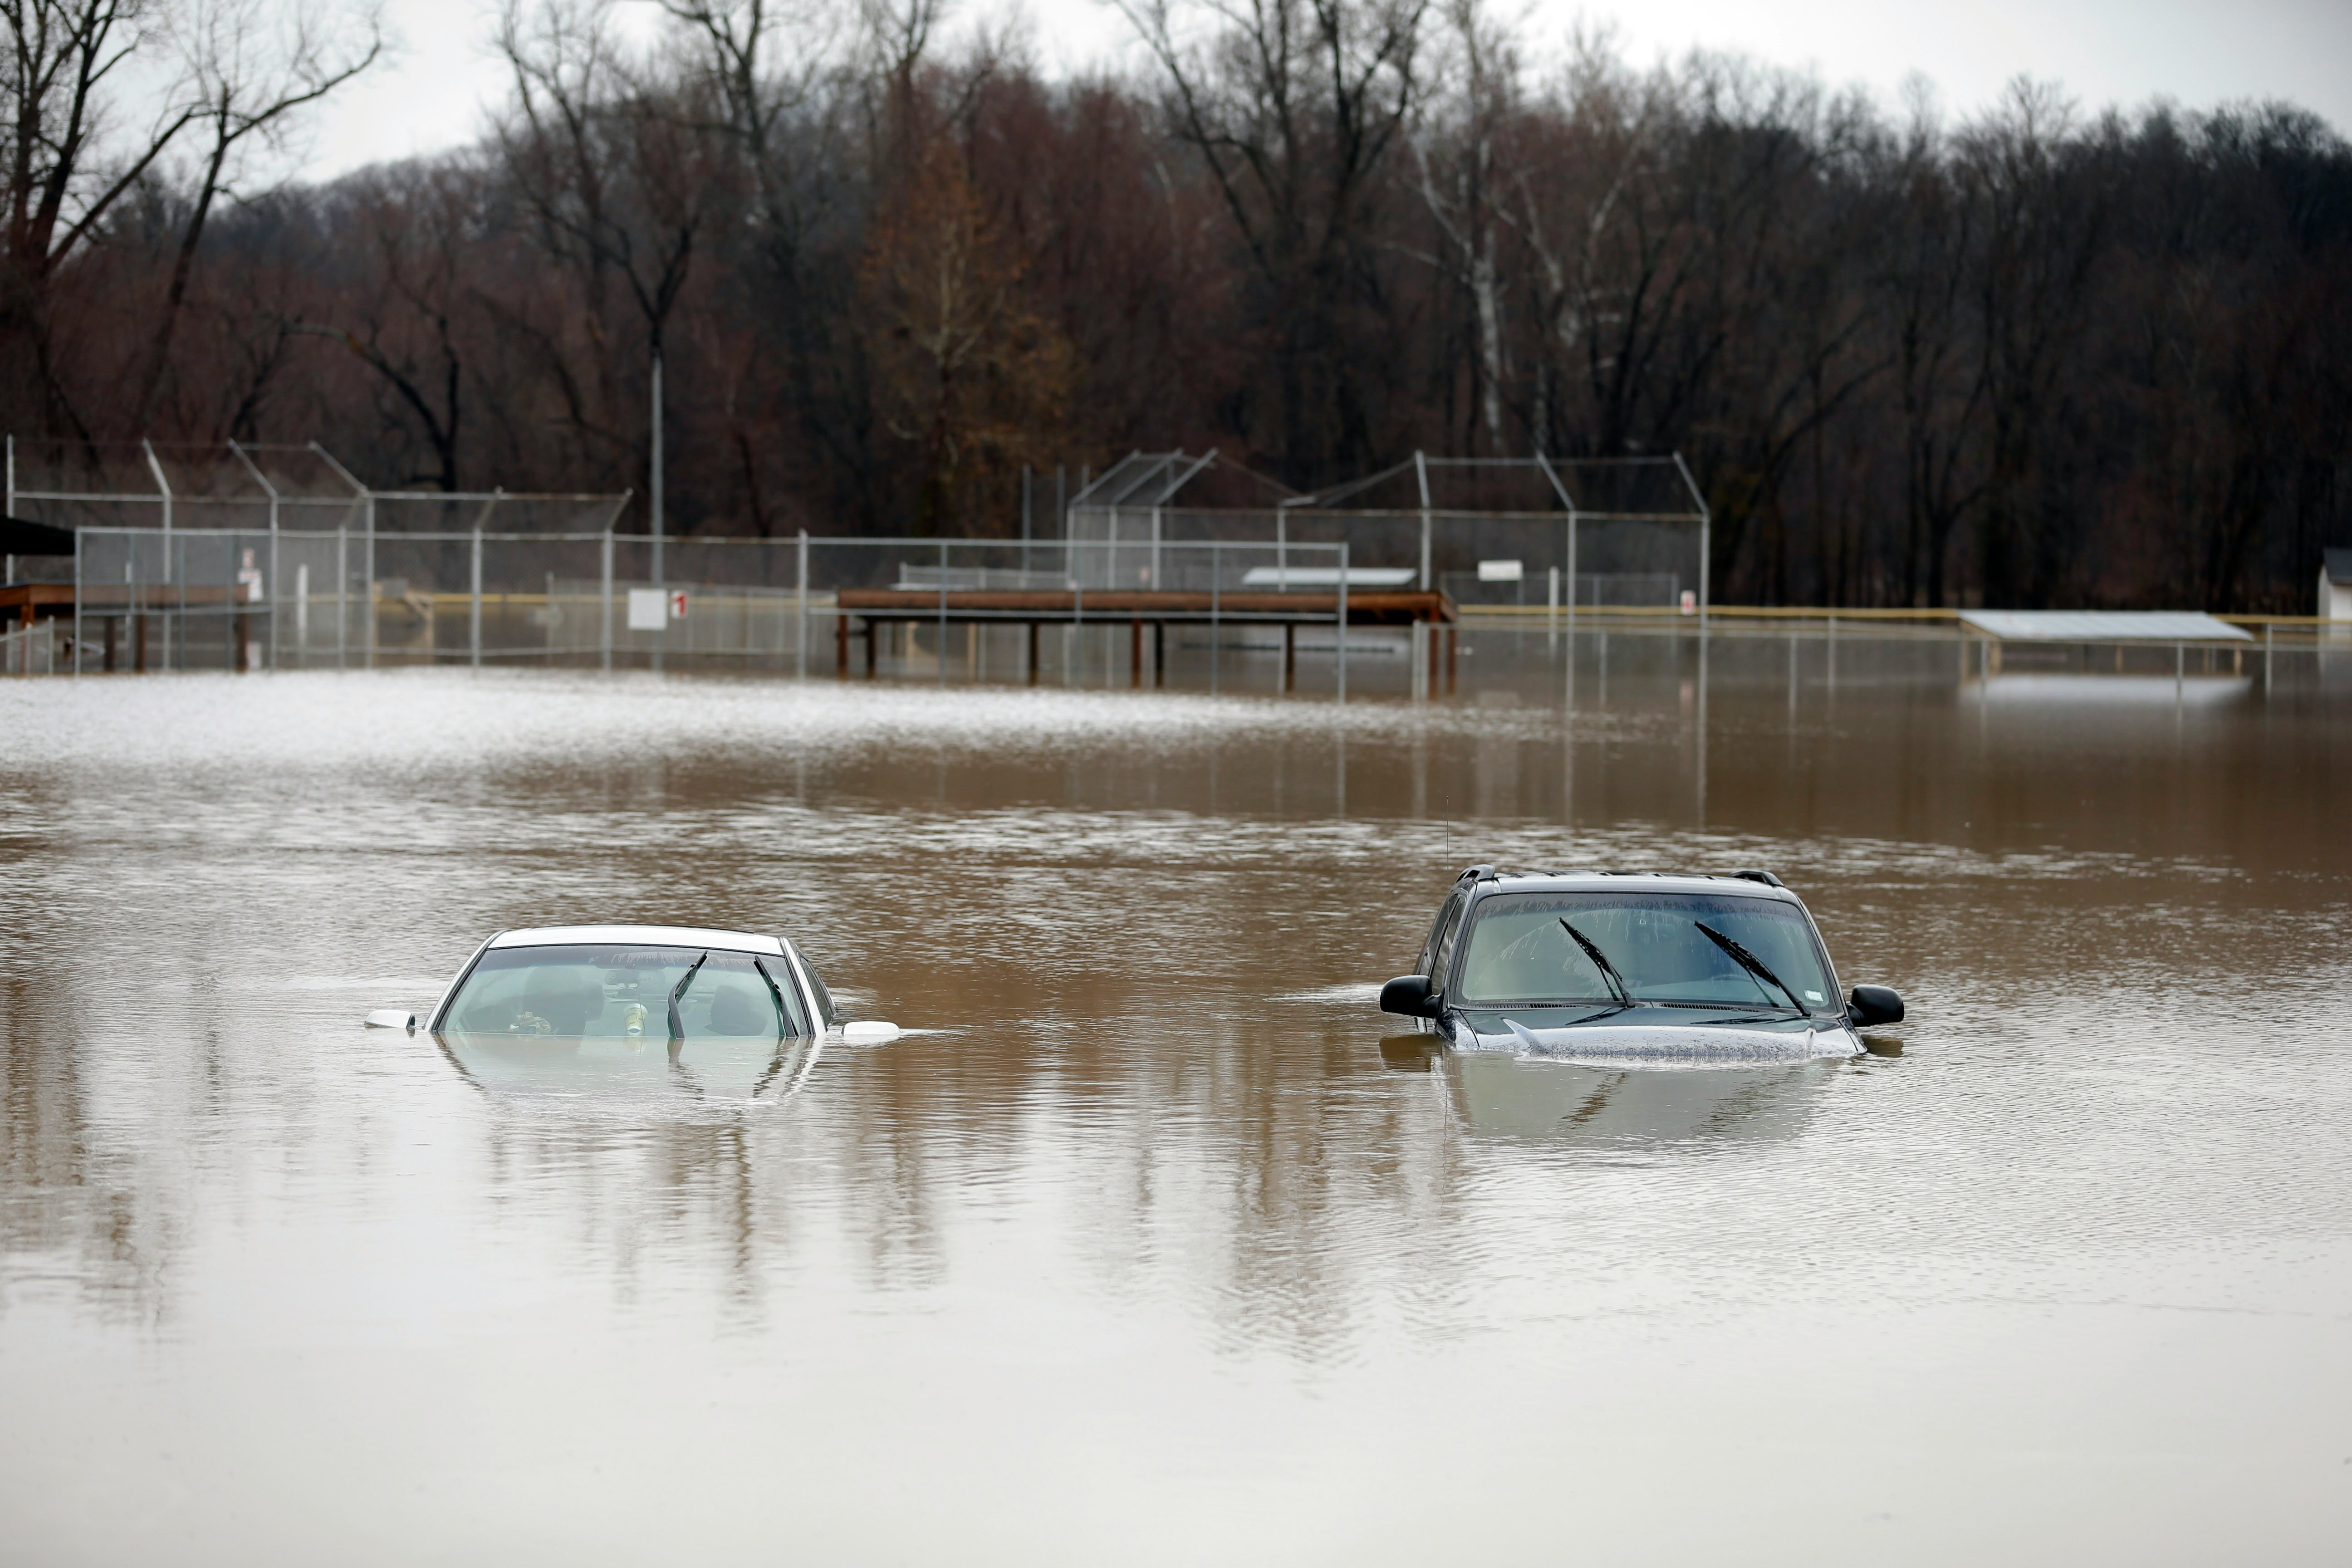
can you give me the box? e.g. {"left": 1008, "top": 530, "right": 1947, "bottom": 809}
{"left": 3, "top": 629, "right": 2349, "bottom": 1565}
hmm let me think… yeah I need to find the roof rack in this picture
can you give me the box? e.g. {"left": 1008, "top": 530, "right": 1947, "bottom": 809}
{"left": 1730, "top": 870, "right": 1786, "bottom": 888}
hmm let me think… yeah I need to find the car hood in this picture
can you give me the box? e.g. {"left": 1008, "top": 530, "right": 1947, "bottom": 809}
{"left": 1455, "top": 1009, "right": 1859, "bottom": 1065}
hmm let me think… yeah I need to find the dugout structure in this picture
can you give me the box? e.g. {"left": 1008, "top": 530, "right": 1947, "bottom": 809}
{"left": 6, "top": 439, "right": 630, "bottom": 671}
{"left": 1065, "top": 450, "right": 1711, "bottom": 617}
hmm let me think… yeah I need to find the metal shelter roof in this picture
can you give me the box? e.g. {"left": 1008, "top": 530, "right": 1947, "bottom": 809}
{"left": 1068, "top": 451, "right": 1296, "bottom": 510}
{"left": 1068, "top": 451, "right": 1709, "bottom": 521}
{"left": 1289, "top": 454, "right": 1707, "bottom": 519}
{"left": 1, "top": 515, "right": 74, "bottom": 554}
{"left": 1957, "top": 610, "right": 2253, "bottom": 643}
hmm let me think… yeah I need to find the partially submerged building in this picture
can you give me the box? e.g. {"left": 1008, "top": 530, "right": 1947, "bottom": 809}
{"left": 1063, "top": 451, "right": 1711, "bottom": 608}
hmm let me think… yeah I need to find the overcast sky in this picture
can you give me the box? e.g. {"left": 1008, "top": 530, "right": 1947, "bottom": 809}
{"left": 294, "top": 0, "right": 2352, "bottom": 181}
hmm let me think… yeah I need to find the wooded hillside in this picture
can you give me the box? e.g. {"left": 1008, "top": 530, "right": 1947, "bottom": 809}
{"left": 8, "top": 0, "right": 2349, "bottom": 609}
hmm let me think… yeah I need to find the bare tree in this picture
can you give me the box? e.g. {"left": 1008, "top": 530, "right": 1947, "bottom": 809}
{"left": 132, "top": 0, "right": 381, "bottom": 427}
{"left": 860, "top": 135, "right": 1069, "bottom": 533}
{"left": 1, "top": 0, "right": 199, "bottom": 431}
{"left": 493, "top": 0, "right": 732, "bottom": 512}
{"left": 1117, "top": 0, "right": 1429, "bottom": 478}
{"left": 291, "top": 160, "right": 480, "bottom": 489}
{"left": 1867, "top": 84, "right": 1985, "bottom": 606}
{"left": 657, "top": 0, "right": 838, "bottom": 247}
{"left": 1407, "top": 0, "right": 1511, "bottom": 451}
{"left": 1500, "top": 39, "right": 1681, "bottom": 457}
{"left": 1956, "top": 78, "right": 2106, "bottom": 606}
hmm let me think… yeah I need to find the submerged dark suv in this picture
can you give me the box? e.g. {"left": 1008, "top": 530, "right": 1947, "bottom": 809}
{"left": 1381, "top": 867, "right": 1905, "bottom": 1063}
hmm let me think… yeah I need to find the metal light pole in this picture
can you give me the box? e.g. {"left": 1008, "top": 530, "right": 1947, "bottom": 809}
{"left": 650, "top": 353, "right": 665, "bottom": 589}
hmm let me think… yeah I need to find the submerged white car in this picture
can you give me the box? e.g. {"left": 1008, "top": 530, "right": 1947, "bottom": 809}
{"left": 364, "top": 924, "right": 897, "bottom": 1043}
{"left": 1380, "top": 867, "right": 1904, "bottom": 1063}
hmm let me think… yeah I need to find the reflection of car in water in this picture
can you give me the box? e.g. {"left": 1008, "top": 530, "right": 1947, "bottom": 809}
{"left": 437, "top": 1027, "right": 824, "bottom": 1105}
{"left": 1438, "top": 1052, "right": 1838, "bottom": 1147}
{"left": 1381, "top": 867, "right": 1904, "bottom": 1064}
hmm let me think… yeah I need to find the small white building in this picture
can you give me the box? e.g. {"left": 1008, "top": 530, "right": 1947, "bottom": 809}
{"left": 2324, "top": 549, "right": 2352, "bottom": 622}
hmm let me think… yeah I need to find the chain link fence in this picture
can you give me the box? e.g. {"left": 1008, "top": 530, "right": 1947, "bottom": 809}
{"left": 54, "top": 530, "right": 1377, "bottom": 689}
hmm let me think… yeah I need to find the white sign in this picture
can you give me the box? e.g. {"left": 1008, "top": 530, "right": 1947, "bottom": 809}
{"left": 1477, "top": 559, "right": 1524, "bottom": 583}
{"left": 669, "top": 589, "right": 688, "bottom": 620}
{"left": 627, "top": 588, "right": 667, "bottom": 632}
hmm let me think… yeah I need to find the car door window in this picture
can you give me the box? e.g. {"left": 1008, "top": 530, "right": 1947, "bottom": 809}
{"left": 792, "top": 945, "right": 840, "bottom": 1028}
{"left": 1425, "top": 889, "right": 1470, "bottom": 987}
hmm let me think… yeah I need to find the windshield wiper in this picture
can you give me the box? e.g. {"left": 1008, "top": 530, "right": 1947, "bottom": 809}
{"left": 1559, "top": 919, "right": 1635, "bottom": 1006}
{"left": 751, "top": 956, "right": 793, "bottom": 1039}
{"left": 666, "top": 951, "right": 709, "bottom": 1040}
{"left": 1693, "top": 922, "right": 1803, "bottom": 1012}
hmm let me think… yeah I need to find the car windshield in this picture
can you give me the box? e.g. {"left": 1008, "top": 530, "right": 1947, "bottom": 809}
{"left": 441, "top": 944, "right": 808, "bottom": 1039}
{"left": 1453, "top": 891, "right": 1836, "bottom": 1011}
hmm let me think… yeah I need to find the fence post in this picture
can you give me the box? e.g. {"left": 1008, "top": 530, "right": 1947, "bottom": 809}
{"left": 469, "top": 499, "right": 486, "bottom": 668}
{"left": 1415, "top": 450, "right": 1435, "bottom": 592}
{"left": 599, "top": 528, "right": 614, "bottom": 671}
{"left": 144, "top": 439, "right": 172, "bottom": 588}
{"left": 937, "top": 539, "right": 948, "bottom": 685}
{"left": 1210, "top": 541, "right": 1220, "bottom": 696}
{"left": 71, "top": 522, "right": 81, "bottom": 676}
{"left": 1676, "top": 451, "right": 1711, "bottom": 635}
{"left": 796, "top": 529, "right": 808, "bottom": 679}
{"left": 336, "top": 524, "right": 349, "bottom": 668}
{"left": 266, "top": 490, "right": 279, "bottom": 670}
{"left": 1336, "top": 543, "right": 1348, "bottom": 704}
{"left": 363, "top": 492, "right": 376, "bottom": 670}
{"left": 229, "top": 441, "right": 281, "bottom": 673}
{"left": 1567, "top": 506, "right": 1577, "bottom": 639}
{"left": 142, "top": 441, "right": 175, "bottom": 668}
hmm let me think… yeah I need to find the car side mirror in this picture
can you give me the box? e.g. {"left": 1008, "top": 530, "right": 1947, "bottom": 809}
{"left": 1379, "top": 975, "right": 1441, "bottom": 1019}
{"left": 839, "top": 1020, "right": 900, "bottom": 1043}
{"left": 363, "top": 1009, "right": 417, "bottom": 1032}
{"left": 1846, "top": 985, "right": 1904, "bottom": 1027}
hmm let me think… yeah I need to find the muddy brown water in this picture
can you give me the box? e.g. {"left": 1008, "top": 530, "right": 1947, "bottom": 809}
{"left": 3, "top": 630, "right": 2349, "bottom": 1564}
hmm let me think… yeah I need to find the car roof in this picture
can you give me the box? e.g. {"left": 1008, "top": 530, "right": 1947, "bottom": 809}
{"left": 487, "top": 924, "right": 786, "bottom": 956}
{"left": 1462, "top": 871, "right": 1802, "bottom": 903}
